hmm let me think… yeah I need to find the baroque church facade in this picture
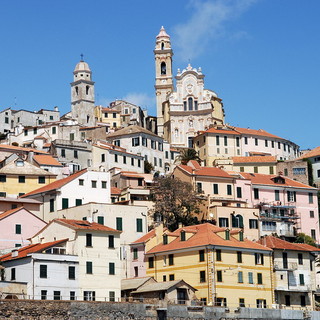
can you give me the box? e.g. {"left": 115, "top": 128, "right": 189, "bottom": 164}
{"left": 155, "top": 27, "right": 225, "bottom": 148}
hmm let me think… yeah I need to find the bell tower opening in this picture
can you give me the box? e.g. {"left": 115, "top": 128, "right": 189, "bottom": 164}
{"left": 161, "top": 62, "right": 166, "bottom": 75}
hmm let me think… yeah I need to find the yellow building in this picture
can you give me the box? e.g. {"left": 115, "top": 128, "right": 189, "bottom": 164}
{"left": 0, "top": 158, "right": 56, "bottom": 198}
{"left": 95, "top": 105, "right": 121, "bottom": 129}
{"left": 145, "top": 223, "right": 274, "bottom": 308}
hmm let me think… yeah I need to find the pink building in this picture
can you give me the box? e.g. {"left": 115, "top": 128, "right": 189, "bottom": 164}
{"left": 0, "top": 207, "right": 47, "bottom": 252}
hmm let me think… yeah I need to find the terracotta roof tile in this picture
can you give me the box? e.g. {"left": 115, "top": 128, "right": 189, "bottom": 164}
{"left": 0, "top": 144, "right": 48, "bottom": 154}
{"left": 34, "top": 135, "right": 47, "bottom": 140}
{"left": 20, "top": 169, "right": 87, "bottom": 198}
{"left": 0, "top": 207, "right": 24, "bottom": 221}
{"left": 147, "top": 223, "right": 271, "bottom": 254}
{"left": 55, "top": 219, "right": 121, "bottom": 233}
{"left": 33, "top": 155, "right": 63, "bottom": 167}
{"left": 0, "top": 239, "right": 68, "bottom": 262}
{"left": 132, "top": 229, "right": 156, "bottom": 244}
{"left": 257, "top": 236, "right": 320, "bottom": 252}
{"left": 204, "top": 128, "right": 240, "bottom": 135}
{"left": 178, "top": 165, "right": 231, "bottom": 178}
{"left": 298, "top": 147, "right": 320, "bottom": 160}
{"left": 111, "top": 187, "right": 121, "bottom": 195}
{"left": 232, "top": 156, "right": 277, "bottom": 164}
{"left": 233, "top": 127, "right": 282, "bottom": 139}
{"left": 240, "top": 172, "right": 315, "bottom": 189}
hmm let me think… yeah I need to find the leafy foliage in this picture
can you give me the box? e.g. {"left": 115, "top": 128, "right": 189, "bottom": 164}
{"left": 294, "top": 233, "right": 316, "bottom": 247}
{"left": 150, "top": 177, "right": 203, "bottom": 231}
{"left": 175, "top": 148, "right": 201, "bottom": 165}
{"left": 144, "top": 160, "right": 154, "bottom": 173}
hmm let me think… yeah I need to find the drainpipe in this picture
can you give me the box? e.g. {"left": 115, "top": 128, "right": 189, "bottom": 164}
{"left": 32, "top": 257, "right": 35, "bottom": 299}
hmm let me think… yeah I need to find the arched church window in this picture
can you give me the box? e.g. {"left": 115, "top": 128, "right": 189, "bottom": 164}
{"left": 75, "top": 86, "right": 78, "bottom": 95}
{"left": 161, "top": 62, "right": 166, "bottom": 75}
{"left": 161, "top": 42, "right": 164, "bottom": 50}
{"left": 86, "top": 86, "right": 90, "bottom": 95}
{"left": 188, "top": 97, "right": 193, "bottom": 111}
{"left": 183, "top": 101, "right": 187, "bottom": 111}
{"left": 189, "top": 120, "right": 193, "bottom": 127}
{"left": 174, "top": 128, "right": 178, "bottom": 138}
{"left": 194, "top": 100, "right": 198, "bottom": 111}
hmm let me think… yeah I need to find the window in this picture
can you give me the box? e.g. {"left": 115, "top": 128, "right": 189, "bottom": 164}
{"left": 114, "top": 154, "right": 118, "bottom": 162}
{"left": 79, "top": 179, "right": 84, "bottom": 186}
{"left": 109, "top": 291, "right": 115, "bottom": 302}
{"left": 269, "top": 166, "right": 274, "bottom": 174}
{"left": 69, "top": 266, "right": 75, "bottom": 279}
{"left": 255, "top": 253, "right": 264, "bottom": 265}
{"left": 24, "top": 129, "right": 28, "bottom": 136}
{"left": 200, "top": 270, "right": 206, "bottom": 283}
{"left": 309, "top": 193, "right": 314, "bottom": 204}
{"left": 254, "top": 188, "right": 259, "bottom": 199}
{"left": 216, "top": 136, "right": 220, "bottom": 146}
{"left": 158, "top": 142, "right": 163, "bottom": 151}
{"left": 148, "top": 257, "right": 154, "bottom": 268}
{"left": 219, "top": 218, "right": 229, "bottom": 228}
{"left": 75, "top": 199, "right": 82, "bottom": 206}
{"left": 238, "top": 271, "right": 243, "bottom": 283}
{"left": 255, "top": 138, "right": 258, "bottom": 146}
{"left": 287, "top": 191, "right": 296, "bottom": 202}
{"left": 70, "top": 291, "right": 75, "bottom": 300}
{"left": 86, "top": 261, "right": 93, "bottom": 274}
{"left": 225, "top": 230, "right": 230, "bottom": 240}
{"left": 109, "top": 262, "right": 115, "bottom": 275}
{"left": 240, "top": 166, "right": 244, "bottom": 172}
{"left": 136, "top": 218, "right": 143, "bottom": 232}
{"left": 86, "top": 233, "right": 92, "bottom": 247}
{"left": 249, "top": 219, "right": 258, "bottom": 229}
{"left": 265, "top": 140, "right": 268, "bottom": 147}
{"left": 108, "top": 235, "right": 114, "bottom": 248}
{"left": 283, "top": 252, "right": 288, "bottom": 269}
{"left": 40, "top": 265, "right": 47, "bottom": 278}
{"left": 293, "top": 167, "right": 306, "bottom": 175}
{"left": 232, "top": 214, "right": 243, "bottom": 228}
{"left": 61, "top": 149, "right": 66, "bottom": 157}
{"left": 163, "top": 275, "right": 166, "bottom": 282}
{"left": 0, "top": 175, "right": 6, "bottom": 182}
{"left": 216, "top": 249, "right": 221, "bottom": 261}
{"left": 256, "top": 299, "right": 266, "bottom": 308}
{"left": 41, "top": 290, "right": 47, "bottom": 300}
{"left": 301, "top": 295, "right": 306, "bottom": 307}
{"left": 15, "top": 224, "right": 21, "bottom": 234}
{"left": 116, "top": 217, "right": 122, "bottom": 231}
{"left": 236, "top": 136, "right": 240, "bottom": 147}
{"left": 244, "top": 137, "right": 248, "bottom": 144}
{"left": 217, "top": 270, "right": 222, "bottom": 282}
{"left": 239, "top": 298, "right": 245, "bottom": 307}
{"left": 199, "top": 250, "right": 205, "bottom": 262}
{"left": 197, "top": 182, "right": 202, "bottom": 193}
{"left": 91, "top": 180, "right": 97, "bottom": 188}
{"left": 311, "top": 229, "right": 316, "bottom": 240}
{"left": 236, "top": 187, "right": 242, "bottom": 198}
{"left": 237, "top": 251, "right": 242, "bottom": 263}
{"left": 169, "top": 274, "right": 175, "bottom": 281}
{"left": 112, "top": 112, "right": 117, "bottom": 118}
{"left": 213, "top": 184, "right": 219, "bottom": 194}
{"left": 163, "top": 234, "right": 168, "bottom": 244}
{"left": 227, "top": 185, "right": 232, "bottom": 195}
{"left": 38, "top": 176, "right": 46, "bottom": 184}
{"left": 11, "top": 268, "right": 16, "bottom": 280}
{"left": 169, "top": 254, "right": 174, "bottom": 266}
{"left": 101, "top": 181, "right": 107, "bottom": 189}
{"left": 62, "top": 198, "right": 69, "bottom": 209}
{"left": 224, "top": 136, "right": 228, "bottom": 146}
{"left": 248, "top": 272, "right": 253, "bottom": 284}
{"left": 131, "top": 137, "right": 140, "bottom": 147}
{"left": 101, "top": 154, "right": 105, "bottom": 162}
{"left": 299, "top": 274, "right": 305, "bottom": 285}
{"left": 275, "top": 190, "right": 280, "bottom": 201}
{"left": 180, "top": 230, "right": 186, "bottom": 241}
{"left": 97, "top": 216, "right": 104, "bottom": 225}
{"left": 53, "top": 291, "right": 61, "bottom": 300}
{"left": 70, "top": 133, "right": 74, "bottom": 141}
{"left": 257, "top": 273, "right": 263, "bottom": 284}
{"left": 50, "top": 199, "right": 54, "bottom": 212}
{"left": 138, "top": 159, "right": 141, "bottom": 167}
{"left": 133, "top": 248, "right": 138, "bottom": 260}
{"left": 278, "top": 142, "right": 281, "bottom": 149}
{"left": 298, "top": 253, "right": 303, "bottom": 265}
{"left": 18, "top": 176, "right": 25, "bottom": 183}
{"left": 84, "top": 291, "right": 95, "bottom": 301}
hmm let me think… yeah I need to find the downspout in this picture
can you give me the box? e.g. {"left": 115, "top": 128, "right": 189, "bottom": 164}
{"left": 32, "top": 257, "right": 35, "bottom": 299}
{"left": 269, "top": 251, "right": 275, "bottom": 305}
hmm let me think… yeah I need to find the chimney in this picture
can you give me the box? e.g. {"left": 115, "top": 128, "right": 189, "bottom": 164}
{"left": 155, "top": 222, "right": 164, "bottom": 245}
{"left": 11, "top": 249, "right": 18, "bottom": 258}
{"left": 54, "top": 106, "right": 59, "bottom": 112}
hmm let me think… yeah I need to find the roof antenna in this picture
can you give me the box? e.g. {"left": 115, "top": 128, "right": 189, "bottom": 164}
{"left": 80, "top": 53, "right": 84, "bottom": 61}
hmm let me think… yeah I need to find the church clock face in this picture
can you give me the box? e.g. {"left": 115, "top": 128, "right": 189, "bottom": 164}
{"left": 161, "top": 79, "right": 167, "bottom": 84}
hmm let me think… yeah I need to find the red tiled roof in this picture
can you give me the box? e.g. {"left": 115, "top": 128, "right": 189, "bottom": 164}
{"left": 178, "top": 165, "right": 231, "bottom": 178}
{"left": 33, "top": 155, "right": 63, "bottom": 167}
{"left": 188, "top": 160, "right": 201, "bottom": 169}
{"left": 298, "top": 147, "right": 320, "bottom": 160}
{"left": 0, "top": 239, "right": 68, "bottom": 262}
{"left": 0, "top": 207, "right": 24, "bottom": 221}
{"left": 34, "top": 135, "right": 47, "bottom": 140}
{"left": 111, "top": 187, "right": 121, "bottom": 195}
{"left": 132, "top": 229, "right": 156, "bottom": 244}
{"left": 20, "top": 169, "right": 87, "bottom": 198}
{"left": 55, "top": 219, "right": 121, "bottom": 233}
{"left": 121, "top": 172, "right": 144, "bottom": 178}
{"left": 204, "top": 128, "right": 240, "bottom": 135}
{"left": 147, "top": 223, "right": 271, "bottom": 254}
{"left": 240, "top": 172, "right": 315, "bottom": 189}
{"left": 0, "top": 144, "right": 48, "bottom": 154}
{"left": 101, "top": 108, "right": 120, "bottom": 113}
{"left": 257, "top": 236, "right": 320, "bottom": 252}
{"left": 233, "top": 127, "right": 282, "bottom": 139}
{"left": 232, "top": 156, "right": 277, "bottom": 164}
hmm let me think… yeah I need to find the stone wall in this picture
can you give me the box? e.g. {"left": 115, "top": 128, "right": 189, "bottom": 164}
{"left": 0, "top": 300, "right": 319, "bottom": 320}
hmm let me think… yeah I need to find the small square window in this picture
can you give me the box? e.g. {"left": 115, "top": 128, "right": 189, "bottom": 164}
{"left": 91, "top": 180, "right": 97, "bottom": 188}
{"left": 38, "top": 176, "right": 45, "bottom": 184}
{"left": 79, "top": 179, "right": 84, "bottom": 186}
{"left": 18, "top": 176, "right": 25, "bottom": 183}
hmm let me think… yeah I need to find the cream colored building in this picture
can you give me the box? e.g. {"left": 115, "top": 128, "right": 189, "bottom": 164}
{"left": 154, "top": 27, "right": 224, "bottom": 148}
{"left": 95, "top": 106, "right": 121, "bottom": 129}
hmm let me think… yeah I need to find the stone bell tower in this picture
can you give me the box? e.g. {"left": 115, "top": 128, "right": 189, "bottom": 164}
{"left": 154, "top": 26, "right": 174, "bottom": 137}
{"left": 71, "top": 57, "right": 96, "bottom": 127}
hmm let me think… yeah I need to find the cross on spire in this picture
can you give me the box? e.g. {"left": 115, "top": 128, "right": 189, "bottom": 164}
{"left": 80, "top": 53, "right": 84, "bottom": 61}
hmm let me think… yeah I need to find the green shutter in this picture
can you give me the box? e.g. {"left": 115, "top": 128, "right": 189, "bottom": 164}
{"left": 62, "top": 198, "right": 69, "bottom": 209}
{"left": 109, "top": 262, "right": 115, "bottom": 275}
{"left": 136, "top": 218, "right": 143, "bottom": 232}
{"left": 97, "top": 216, "right": 104, "bottom": 225}
{"left": 248, "top": 272, "right": 253, "bottom": 284}
{"left": 257, "top": 273, "right": 263, "bottom": 284}
{"left": 116, "top": 217, "right": 122, "bottom": 231}
{"left": 238, "top": 271, "right": 243, "bottom": 283}
{"left": 75, "top": 199, "right": 82, "bottom": 206}
{"left": 15, "top": 224, "right": 21, "bottom": 235}
{"left": 86, "top": 261, "right": 92, "bottom": 274}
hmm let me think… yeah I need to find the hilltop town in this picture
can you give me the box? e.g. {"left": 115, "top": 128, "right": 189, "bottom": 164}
{"left": 1, "top": 27, "right": 320, "bottom": 317}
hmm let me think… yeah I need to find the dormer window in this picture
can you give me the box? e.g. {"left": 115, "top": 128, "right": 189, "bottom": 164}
{"left": 16, "top": 160, "right": 24, "bottom": 167}
{"left": 181, "top": 231, "right": 186, "bottom": 241}
{"left": 225, "top": 230, "right": 230, "bottom": 240}
{"left": 239, "top": 231, "right": 244, "bottom": 241}
{"left": 273, "top": 176, "right": 285, "bottom": 184}
{"left": 163, "top": 234, "right": 168, "bottom": 245}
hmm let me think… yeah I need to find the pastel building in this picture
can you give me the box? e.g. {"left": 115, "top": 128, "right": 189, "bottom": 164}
{"left": 298, "top": 146, "right": 320, "bottom": 187}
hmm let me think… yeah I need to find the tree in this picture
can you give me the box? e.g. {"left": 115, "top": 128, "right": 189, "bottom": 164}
{"left": 303, "top": 159, "right": 314, "bottom": 186}
{"left": 150, "top": 177, "right": 203, "bottom": 231}
{"left": 294, "top": 233, "right": 316, "bottom": 247}
{"left": 175, "top": 148, "right": 201, "bottom": 165}
{"left": 144, "top": 160, "right": 154, "bottom": 173}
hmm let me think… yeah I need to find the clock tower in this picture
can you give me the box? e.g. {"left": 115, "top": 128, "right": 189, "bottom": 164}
{"left": 154, "top": 26, "right": 174, "bottom": 137}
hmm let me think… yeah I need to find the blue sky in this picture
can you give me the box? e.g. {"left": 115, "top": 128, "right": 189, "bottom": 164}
{"left": 0, "top": 0, "right": 319, "bottom": 149}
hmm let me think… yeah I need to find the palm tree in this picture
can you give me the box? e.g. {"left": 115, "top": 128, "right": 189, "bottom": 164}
{"left": 175, "top": 148, "right": 201, "bottom": 165}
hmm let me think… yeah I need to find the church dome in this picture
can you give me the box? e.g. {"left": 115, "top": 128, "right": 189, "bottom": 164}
{"left": 156, "top": 26, "right": 170, "bottom": 39}
{"left": 74, "top": 60, "right": 91, "bottom": 72}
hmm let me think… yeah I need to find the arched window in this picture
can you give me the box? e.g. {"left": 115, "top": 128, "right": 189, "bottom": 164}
{"left": 161, "top": 62, "right": 166, "bottom": 75}
{"left": 188, "top": 97, "right": 193, "bottom": 111}
{"left": 174, "top": 128, "right": 178, "bottom": 138}
{"left": 87, "top": 115, "right": 90, "bottom": 123}
{"left": 161, "top": 42, "right": 164, "bottom": 50}
{"left": 86, "top": 85, "right": 90, "bottom": 95}
{"left": 75, "top": 86, "right": 78, "bottom": 95}
{"left": 232, "top": 214, "right": 244, "bottom": 228}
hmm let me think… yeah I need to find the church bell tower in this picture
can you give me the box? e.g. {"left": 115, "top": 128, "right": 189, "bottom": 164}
{"left": 154, "top": 26, "right": 174, "bottom": 137}
{"left": 71, "top": 57, "right": 96, "bottom": 127}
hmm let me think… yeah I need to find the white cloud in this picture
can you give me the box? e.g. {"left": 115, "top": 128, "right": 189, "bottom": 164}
{"left": 173, "top": 0, "right": 257, "bottom": 62}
